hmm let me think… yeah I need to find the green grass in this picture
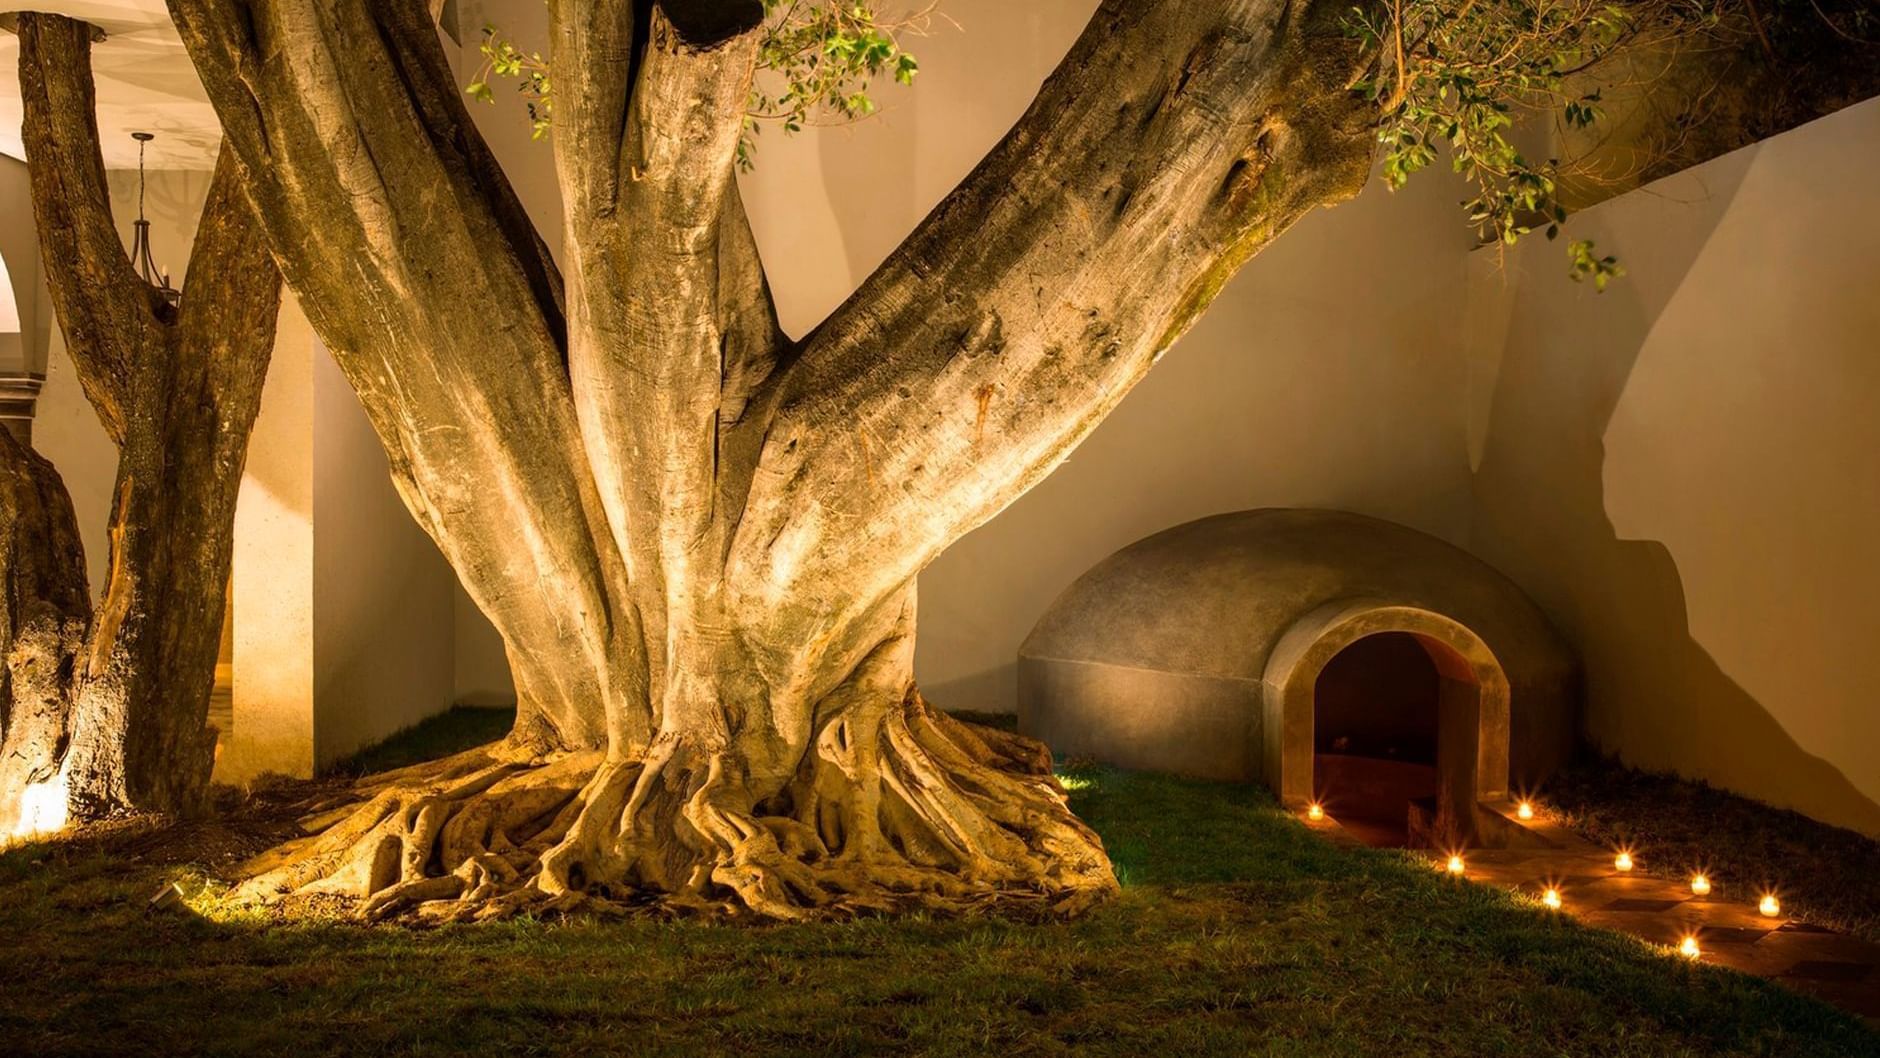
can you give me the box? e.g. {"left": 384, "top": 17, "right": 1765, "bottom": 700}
{"left": 326, "top": 705, "right": 518, "bottom": 777}
{"left": 1, "top": 751, "right": 1873, "bottom": 1056}
{"left": 1545, "top": 754, "right": 1880, "bottom": 944}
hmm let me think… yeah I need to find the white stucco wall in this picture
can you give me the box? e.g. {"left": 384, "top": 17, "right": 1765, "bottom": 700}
{"left": 1467, "top": 96, "right": 1880, "bottom": 836}
{"left": 222, "top": 294, "right": 316, "bottom": 783}
{"left": 310, "top": 338, "right": 458, "bottom": 768}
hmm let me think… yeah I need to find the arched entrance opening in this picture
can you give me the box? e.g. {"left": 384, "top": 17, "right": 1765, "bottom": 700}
{"left": 1263, "top": 600, "right": 1511, "bottom": 849}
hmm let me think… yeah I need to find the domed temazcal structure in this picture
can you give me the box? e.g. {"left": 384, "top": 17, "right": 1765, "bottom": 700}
{"left": 1020, "top": 509, "right": 1577, "bottom": 846}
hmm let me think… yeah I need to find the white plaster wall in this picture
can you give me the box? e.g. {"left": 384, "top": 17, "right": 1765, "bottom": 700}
{"left": 1467, "top": 96, "right": 1880, "bottom": 836}
{"left": 310, "top": 337, "right": 458, "bottom": 768}
{"left": 222, "top": 295, "right": 315, "bottom": 783}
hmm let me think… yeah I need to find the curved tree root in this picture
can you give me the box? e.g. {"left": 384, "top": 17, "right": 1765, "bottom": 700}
{"left": 232, "top": 698, "right": 1116, "bottom": 923}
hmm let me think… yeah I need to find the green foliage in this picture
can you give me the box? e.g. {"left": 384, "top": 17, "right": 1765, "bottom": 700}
{"left": 1567, "top": 237, "right": 1624, "bottom": 289}
{"left": 743, "top": 1, "right": 927, "bottom": 169}
{"left": 468, "top": 31, "right": 552, "bottom": 140}
{"left": 467, "top": 2, "right": 929, "bottom": 165}
{"left": 1347, "top": 0, "right": 1722, "bottom": 287}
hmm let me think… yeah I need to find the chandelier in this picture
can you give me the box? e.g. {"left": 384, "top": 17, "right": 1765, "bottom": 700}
{"left": 128, "top": 131, "right": 181, "bottom": 306}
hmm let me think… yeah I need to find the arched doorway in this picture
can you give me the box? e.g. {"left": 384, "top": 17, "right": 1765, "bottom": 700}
{"left": 1263, "top": 599, "right": 1511, "bottom": 848}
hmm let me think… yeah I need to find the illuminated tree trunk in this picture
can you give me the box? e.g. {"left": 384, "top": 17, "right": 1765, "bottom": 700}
{"left": 0, "top": 14, "right": 281, "bottom": 832}
{"left": 169, "top": 0, "right": 1377, "bottom": 918}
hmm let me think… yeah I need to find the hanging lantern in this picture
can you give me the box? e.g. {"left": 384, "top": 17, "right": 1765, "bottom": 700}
{"left": 129, "top": 132, "right": 181, "bottom": 306}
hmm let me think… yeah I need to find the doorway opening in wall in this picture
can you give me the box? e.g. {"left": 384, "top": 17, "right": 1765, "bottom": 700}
{"left": 1312, "top": 631, "right": 1481, "bottom": 850}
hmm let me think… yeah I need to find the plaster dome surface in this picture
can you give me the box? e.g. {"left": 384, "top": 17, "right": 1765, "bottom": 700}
{"left": 1018, "top": 508, "right": 1576, "bottom": 785}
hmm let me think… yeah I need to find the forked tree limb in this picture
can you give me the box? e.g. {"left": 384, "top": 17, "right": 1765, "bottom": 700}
{"left": 15, "top": 14, "right": 167, "bottom": 445}
{"left": 6, "top": 12, "right": 285, "bottom": 818}
{"left": 726, "top": 0, "right": 1378, "bottom": 659}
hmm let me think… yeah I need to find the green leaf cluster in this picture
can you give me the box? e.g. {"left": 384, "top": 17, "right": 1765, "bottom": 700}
{"left": 1346, "top": 0, "right": 1720, "bottom": 287}
{"left": 744, "top": 1, "right": 927, "bottom": 169}
{"left": 466, "top": 2, "right": 929, "bottom": 165}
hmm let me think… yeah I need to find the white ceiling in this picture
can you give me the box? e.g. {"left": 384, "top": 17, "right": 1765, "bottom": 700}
{"left": 0, "top": 2, "right": 222, "bottom": 169}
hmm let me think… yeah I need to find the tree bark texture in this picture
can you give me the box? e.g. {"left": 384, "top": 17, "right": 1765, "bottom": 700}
{"left": 168, "top": 0, "right": 1379, "bottom": 918}
{"left": 0, "top": 13, "right": 283, "bottom": 828}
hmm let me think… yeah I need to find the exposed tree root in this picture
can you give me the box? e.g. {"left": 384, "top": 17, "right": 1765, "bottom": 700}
{"left": 232, "top": 698, "right": 1116, "bottom": 923}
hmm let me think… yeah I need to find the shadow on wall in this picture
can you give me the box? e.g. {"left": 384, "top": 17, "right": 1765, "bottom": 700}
{"left": 1468, "top": 125, "right": 1880, "bottom": 837}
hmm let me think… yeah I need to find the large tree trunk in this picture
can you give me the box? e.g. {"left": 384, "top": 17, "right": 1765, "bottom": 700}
{"left": 0, "top": 14, "right": 282, "bottom": 828}
{"left": 169, "top": 0, "right": 1377, "bottom": 918}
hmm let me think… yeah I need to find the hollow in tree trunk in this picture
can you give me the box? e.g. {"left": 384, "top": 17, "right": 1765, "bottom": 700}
{"left": 167, "top": 0, "right": 1378, "bottom": 918}
{"left": 0, "top": 14, "right": 282, "bottom": 833}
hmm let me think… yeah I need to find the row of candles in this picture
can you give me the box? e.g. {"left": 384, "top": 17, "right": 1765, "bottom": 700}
{"left": 1304, "top": 796, "right": 1785, "bottom": 962}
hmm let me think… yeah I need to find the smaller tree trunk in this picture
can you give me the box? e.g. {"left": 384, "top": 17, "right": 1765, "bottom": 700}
{"left": 0, "top": 13, "right": 282, "bottom": 828}
{"left": 0, "top": 430, "right": 90, "bottom": 836}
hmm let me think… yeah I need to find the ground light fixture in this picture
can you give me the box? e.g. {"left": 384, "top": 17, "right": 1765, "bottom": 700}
{"left": 1306, "top": 802, "right": 1324, "bottom": 821}
{"left": 1760, "top": 893, "right": 1782, "bottom": 918}
{"left": 1446, "top": 854, "right": 1466, "bottom": 876}
{"left": 1542, "top": 887, "right": 1563, "bottom": 909}
{"left": 1690, "top": 873, "right": 1711, "bottom": 896}
{"left": 1613, "top": 850, "right": 1634, "bottom": 872}
{"left": 1679, "top": 935, "right": 1702, "bottom": 960}
{"left": 1516, "top": 801, "right": 1535, "bottom": 820}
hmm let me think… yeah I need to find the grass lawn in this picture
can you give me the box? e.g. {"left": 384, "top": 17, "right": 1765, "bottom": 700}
{"left": 1, "top": 715, "right": 1874, "bottom": 1057}
{"left": 1545, "top": 754, "right": 1880, "bottom": 944}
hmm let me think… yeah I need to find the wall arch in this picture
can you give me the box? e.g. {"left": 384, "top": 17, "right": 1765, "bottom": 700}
{"left": 1261, "top": 599, "right": 1510, "bottom": 811}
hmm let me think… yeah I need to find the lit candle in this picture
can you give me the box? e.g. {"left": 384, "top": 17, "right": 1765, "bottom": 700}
{"left": 1614, "top": 850, "right": 1634, "bottom": 872}
{"left": 1306, "top": 802, "right": 1324, "bottom": 821}
{"left": 1679, "top": 935, "right": 1701, "bottom": 960}
{"left": 1690, "top": 874, "right": 1711, "bottom": 896}
{"left": 1517, "top": 801, "right": 1535, "bottom": 820}
{"left": 1542, "top": 887, "right": 1562, "bottom": 909}
{"left": 1446, "top": 854, "right": 1466, "bottom": 876}
{"left": 1759, "top": 894, "right": 1781, "bottom": 918}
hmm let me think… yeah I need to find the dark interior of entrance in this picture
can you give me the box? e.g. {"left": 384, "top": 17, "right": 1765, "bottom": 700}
{"left": 1313, "top": 631, "right": 1480, "bottom": 849}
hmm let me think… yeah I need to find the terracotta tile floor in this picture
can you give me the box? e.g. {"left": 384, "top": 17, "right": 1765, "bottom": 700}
{"left": 1305, "top": 803, "right": 1880, "bottom": 1024}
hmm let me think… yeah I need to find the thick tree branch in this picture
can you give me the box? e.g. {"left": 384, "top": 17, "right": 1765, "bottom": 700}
{"left": 555, "top": 1, "right": 767, "bottom": 725}
{"left": 15, "top": 14, "right": 167, "bottom": 445}
{"left": 728, "top": 0, "right": 1378, "bottom": 655}
{"left": 168, "top": 0, "right": 646, "bottom": 752}
{"left": 176, "top": 149, "right": 282, "bottom": 445}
